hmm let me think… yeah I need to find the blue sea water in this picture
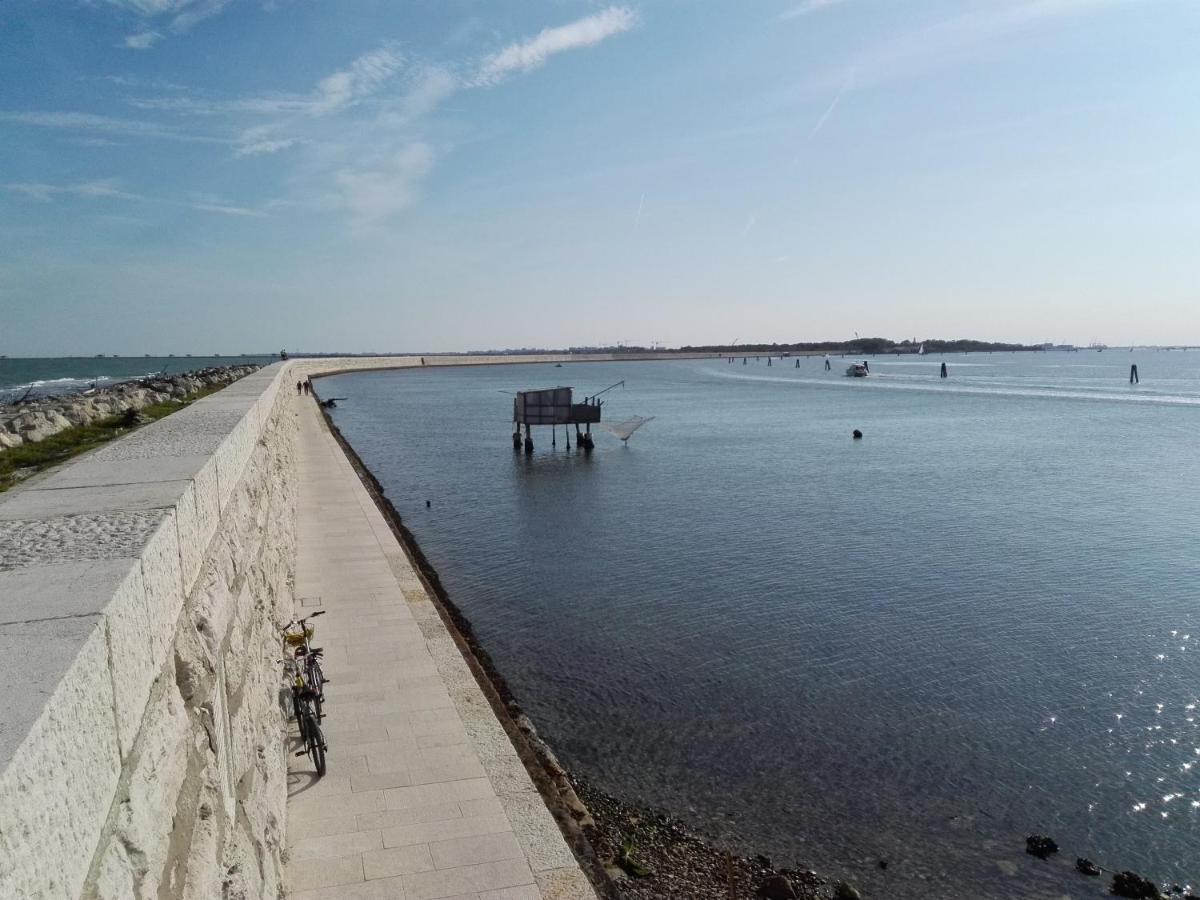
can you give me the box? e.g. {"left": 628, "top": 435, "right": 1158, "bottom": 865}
{"left": 0, "top": 355, "right": 276, "bottom": 401}
{"left": 323, "top": 352, "right": 1200, "bottom": 899}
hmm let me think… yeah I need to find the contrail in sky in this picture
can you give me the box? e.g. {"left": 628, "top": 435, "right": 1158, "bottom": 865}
{"left": 810, "top": 68, "right": 856, "bottom": 139}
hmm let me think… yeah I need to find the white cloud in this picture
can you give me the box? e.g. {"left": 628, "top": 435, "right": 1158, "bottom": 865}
{"left": 166, "top": 0, "right": 234, "bottom": 34}
{"left": 4, "top": 179, "right": 264, "bottom": 218}
{"left": 234, "top": 137, "right": 298, "bottom": 157}
{"left": 107, "top": 0, "right": 236, "bottom": 38}
{"left": 191, "top": 202, "right": 266, "bottom": 216}
{"left": 474, "top": 6, "right": 637, "bottom": 87}
{"left": 847, "top": 0, "right": 1129, "bottom": 89}
{"left": 778, "top": 0, "right": 847, "bottom": 20}
{"left": 333, "top": 142, "right": 434, "bottom": 229}
{"left": 3, "top": 179, "right": 144, "bottom": 202}
{"left": 105, "top": 0, "right": 190, "bottom": 14}
{"left": 0, "top": 110, "right": 224, "bottom": 143}
{"left": 124, "top": 31, "right": 162, "bottom": 49}
{"left": 398, "top": 68, "right": 458, "bottom": 121}
{"left": 128, "top": 45, "right": 405, "bottom": 118}
{"left": 310, "top": 46, "right": 404, "bottom": 115}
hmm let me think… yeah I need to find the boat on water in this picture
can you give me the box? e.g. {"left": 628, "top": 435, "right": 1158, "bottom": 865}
{"left": 846, "top": 362, "right": 869, "bottom": 377}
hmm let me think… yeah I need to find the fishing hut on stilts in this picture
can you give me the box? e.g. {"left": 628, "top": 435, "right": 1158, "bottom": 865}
{"left": 512, "top": 382, "right": 623, "bottom": 454}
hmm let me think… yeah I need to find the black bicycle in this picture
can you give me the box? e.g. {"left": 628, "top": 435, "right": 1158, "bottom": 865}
{"left": 284, "top": 611, "right": 327, "bottom": 721}
{"left": 294, "top": 681, "right": 326, "bottom": 776}
{"left": 283, "top": 612, "right": 328, "bottom": 776}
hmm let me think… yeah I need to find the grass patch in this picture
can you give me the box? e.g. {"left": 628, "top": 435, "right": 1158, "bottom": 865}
{"left": 0, "top": 383, "right": 231, "bottom": 493}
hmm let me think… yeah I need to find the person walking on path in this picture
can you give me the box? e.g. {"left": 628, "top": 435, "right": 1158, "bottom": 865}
{"left": 296, "top": 380, "right": 302, "bottom": 395}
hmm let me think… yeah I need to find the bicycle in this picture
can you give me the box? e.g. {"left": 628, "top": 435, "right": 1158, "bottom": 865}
{"left": 283, "top": 611, "right": 327, "bottom": 722}
{"left": 283, "top": 612, "right": 328, "bottom": 776}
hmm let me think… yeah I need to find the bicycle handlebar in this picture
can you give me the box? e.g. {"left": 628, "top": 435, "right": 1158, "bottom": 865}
{"left": 284, "top": 610, "right": 326, "bottom": 631}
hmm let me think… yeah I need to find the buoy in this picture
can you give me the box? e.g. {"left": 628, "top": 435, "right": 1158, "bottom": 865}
{"left": 1130, "top": 364, "right": 1139, "bottom": 384}
{"left": 425, "top": 500, "right": 431, "bottom": 508}
{"left": 852, "top": 429, "right": 863, "bottom": 440}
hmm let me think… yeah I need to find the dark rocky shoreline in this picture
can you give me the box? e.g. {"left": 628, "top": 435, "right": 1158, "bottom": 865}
{"left": 572, "top": 777, "right": 836, "bottom": 900}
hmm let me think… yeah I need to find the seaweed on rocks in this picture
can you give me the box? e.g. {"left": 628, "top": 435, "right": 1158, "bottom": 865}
{"left": 572, "top": 777, "right": 830, "bottom": 900}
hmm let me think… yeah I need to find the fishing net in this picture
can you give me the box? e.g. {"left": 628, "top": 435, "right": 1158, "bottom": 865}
{"left": 601, "top": 415, "right": 655, "bottom": 441}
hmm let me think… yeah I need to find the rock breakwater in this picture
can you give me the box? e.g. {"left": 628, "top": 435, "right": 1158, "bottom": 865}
{"left": 0, "top": 365, "right": 259, "bottom": 449}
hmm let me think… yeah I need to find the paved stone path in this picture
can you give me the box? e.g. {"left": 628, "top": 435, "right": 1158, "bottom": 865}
{"left": 286, "top": 399, "right": 596, "bottom": 900}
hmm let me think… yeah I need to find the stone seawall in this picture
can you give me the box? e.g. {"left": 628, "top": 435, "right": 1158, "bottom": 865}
{"left": 0, "top": 364, "right": 294, "bottom": 899}
{"left": 0, "top": 352, "right": 715, "bottom": 899}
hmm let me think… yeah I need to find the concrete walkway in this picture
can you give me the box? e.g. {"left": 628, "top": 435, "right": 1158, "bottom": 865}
{"left": 286, "top": 398, "right": 596, "bottom": 900}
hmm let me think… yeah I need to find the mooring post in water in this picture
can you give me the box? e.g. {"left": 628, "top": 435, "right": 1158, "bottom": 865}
{"left": 1130, "top": 364, "right": 1139, "bottom": 384}
{"left": 552, "top": 424, "right": 556, "bottom": 447}
{"left": 768, "top": 357, "right": 772, "bottom": 367}
{"left": 524, "top": 424, "right": 533, "bottom": 454}
{"left": 796, "top": 359, "right": 800, "bottom": 368}
{"left": 941, "top": 362, "right": 948, "bottom": 379}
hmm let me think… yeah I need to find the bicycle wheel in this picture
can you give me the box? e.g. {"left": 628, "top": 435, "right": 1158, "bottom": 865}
{"left": 307, "top": 659, "right": 325, "bottom": 720}
{"left": 304, "top": 714, "right": 326, "bottom": 777}
{"left": 292, "top": 689, "right": 308, "bottom": 741}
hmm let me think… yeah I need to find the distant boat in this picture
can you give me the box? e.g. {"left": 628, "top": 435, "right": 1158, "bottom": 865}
{"left": 918, "top": 343, "right": 926, "bottom": 355}
{"left": 846, "top": 363, "right": 869, "bottom": 377}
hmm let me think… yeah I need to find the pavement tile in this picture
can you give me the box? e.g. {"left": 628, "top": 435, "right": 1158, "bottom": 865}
{"left": 363, "top": 843, "right": 436, "bottom": 880}
{"left": 357, "top": 801, "right": 465, "bottom": 832}
{"left": 429, "top": 833, "right": 524, "bottom": 871}
{"left": 286, "top": 853, "right": 365, "bottom": 891}
{"left": 290, "top": 829, "right": 384, "bottom": 861}
{"left": 382, "top": 813, "right": 512, "bottom": 851}
{"left": 288, "top": 814, "right": 361, "bottom": 844}
{"left": 401, "top": 858, "right": 536, "bottom": 900}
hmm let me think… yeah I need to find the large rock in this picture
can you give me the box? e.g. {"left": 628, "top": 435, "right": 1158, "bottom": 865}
{"left": 1025, "top": 834, "right": 1058, "bottom": 859}
{"left": 1111, "top": 871, "right": 1162, "bottom": 899}
{"left": 757, "top": 874, "right": 797, "bottom": 899}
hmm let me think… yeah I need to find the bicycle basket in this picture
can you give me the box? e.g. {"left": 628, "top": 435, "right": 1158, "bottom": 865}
{"left": 283, "top": 626, "right": 314, "bottom": 646}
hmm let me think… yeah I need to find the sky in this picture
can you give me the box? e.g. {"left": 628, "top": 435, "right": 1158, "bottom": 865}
{"left": 1, "top": 0, "right": 1197, "bottom": 355}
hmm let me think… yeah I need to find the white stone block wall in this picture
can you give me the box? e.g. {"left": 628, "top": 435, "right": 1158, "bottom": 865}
{"left": 0, "top": 362, "right": 298, "bottom": 900}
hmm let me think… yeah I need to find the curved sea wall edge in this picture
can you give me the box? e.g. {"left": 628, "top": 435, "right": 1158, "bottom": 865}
{"left": 0, "top": 352, "right": 716, "bottom": 899}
